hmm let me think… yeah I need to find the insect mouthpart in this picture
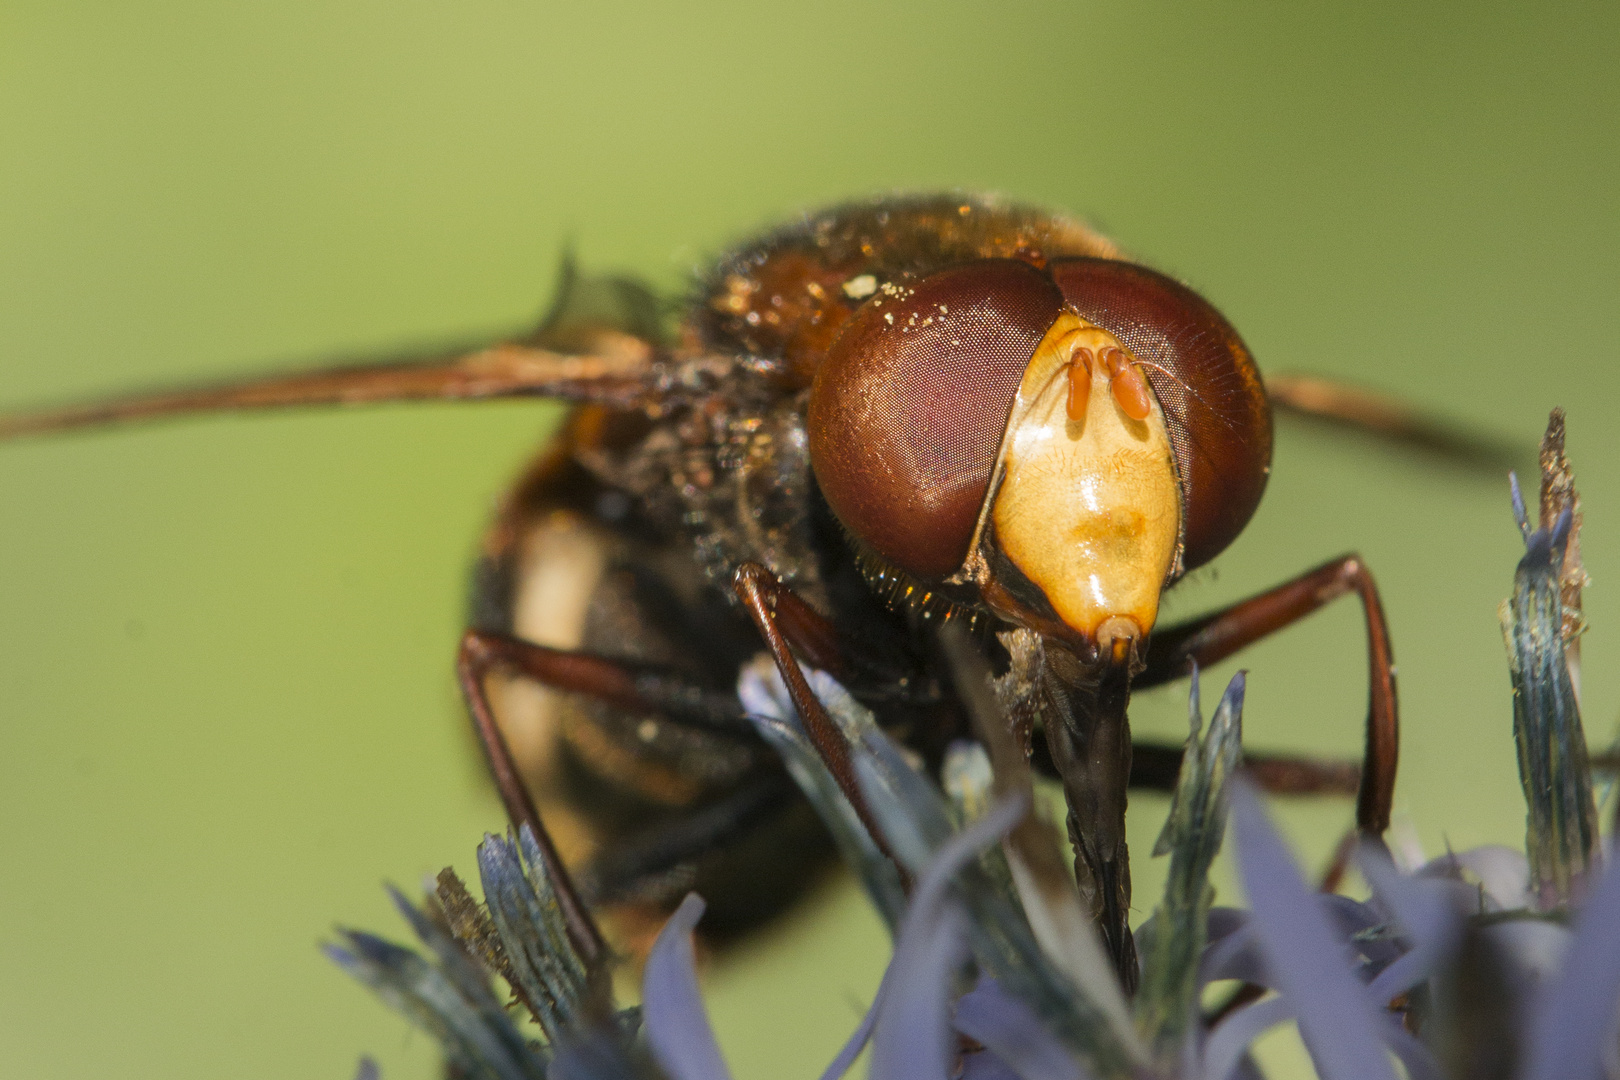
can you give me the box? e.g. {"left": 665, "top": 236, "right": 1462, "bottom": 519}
{"left": 977, "top": 314, "right": 1182, "bottom": 658}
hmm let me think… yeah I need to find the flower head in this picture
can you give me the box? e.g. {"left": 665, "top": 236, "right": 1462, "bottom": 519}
{"left": 330, "top": 412, "right": 1620, "bottom": 1080}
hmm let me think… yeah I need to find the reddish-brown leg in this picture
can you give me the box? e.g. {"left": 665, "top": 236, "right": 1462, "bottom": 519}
{"left": 1138, "top": 554, "right": 1399, "bottom": 833}
{"left": 457, "top": 629, "right": 808, "bottom": 908}
{"left": 732, "top": 562, "right": 906, "bottom": 879}
{"left": 457, "top": 630, "right": 614, "bottom": 969}
{"left": 722, "top": 562, "right": 918, "bottom": 692}
{"left": 743, "top": 570, "right": 850, "bottom": 677}
{"left": 1124, "top": 741, "right": 1361, "bottom": 797}
{"left": 458, "top": 629, "right": 753, "bottom": 738}
{"left": 1316, "top": 829, "right": 1360, "bottom": 895}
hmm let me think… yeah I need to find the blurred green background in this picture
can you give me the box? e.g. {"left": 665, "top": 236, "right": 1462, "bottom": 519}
{"left": 1, "top": 2, "right": 1616, "bottom": 1077}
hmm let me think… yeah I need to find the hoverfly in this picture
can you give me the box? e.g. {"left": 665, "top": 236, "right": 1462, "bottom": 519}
{"left": 7, "top": 193, "right": 1486, "bottom": 986}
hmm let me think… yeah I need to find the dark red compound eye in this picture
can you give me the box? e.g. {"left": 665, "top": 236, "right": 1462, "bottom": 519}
{"left": 1047, "top": 258, "right": 1272, "bottom": 572}
{"left": 810, "top": 255, "right": 1272, "bottom": 584}
{"left": 808, "top": 260, "right": 1064, "bottom": 579}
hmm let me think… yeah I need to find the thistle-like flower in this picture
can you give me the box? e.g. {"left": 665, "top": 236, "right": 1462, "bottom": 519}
{"left": 332, "top": 411, "right": 1620, "bottom": 1080}
{"left": 330, "top": 663, "right": 1392, "bottom": 1079}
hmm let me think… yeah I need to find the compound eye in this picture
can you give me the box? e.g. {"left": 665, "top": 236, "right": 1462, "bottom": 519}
{"left": 1047, "top": 258, "right": 1273, "bottom": 571}
{"left": 808, "top": 260, "right": 1064, "bottom": 579}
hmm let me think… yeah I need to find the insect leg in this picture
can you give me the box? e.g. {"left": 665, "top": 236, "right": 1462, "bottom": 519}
{"left": 456, "top": 630, "right": 612, "bottom": 968}
{"left": 460, "top": 628, "right": 755, "bottom": 739}
{"left": 1137, "top": 554, "right": 1398, "bottom": 833}
{"left": 1123, "top": 740, "right": 1360, "bottom": 796}
{"left": 732, "top": 562, "right": 908, "bottom": 881}
{"left": 460, "top": 629, "right": 842, "bottom": 939}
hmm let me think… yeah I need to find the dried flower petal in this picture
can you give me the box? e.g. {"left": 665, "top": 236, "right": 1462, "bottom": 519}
{"left": 1503, "top": 478, "right": 1598, "bottom": 907}
{"left": 476, "top": 829, "right": 591, "bottom": 1043}
{"left": 324, "top": 930, "right": 543, "bottom": 1080}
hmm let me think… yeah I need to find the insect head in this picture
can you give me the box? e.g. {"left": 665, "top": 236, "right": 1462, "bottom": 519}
{"left": 808, "top": 255, "right": 1272, "bottom": 665}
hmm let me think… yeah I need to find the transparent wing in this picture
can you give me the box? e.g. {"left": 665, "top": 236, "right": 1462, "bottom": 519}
{"left": 0, "top": 335, "right": 657, "bottom": 440}
{"left": 0, "top": 262, "right": 668, "bottom": 440}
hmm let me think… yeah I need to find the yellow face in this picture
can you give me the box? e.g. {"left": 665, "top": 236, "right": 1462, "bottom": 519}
{"left": 986, "top": 314, "right": 1182, "bottom": 656}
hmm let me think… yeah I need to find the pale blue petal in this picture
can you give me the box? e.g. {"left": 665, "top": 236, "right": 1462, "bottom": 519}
{"left": 1199, "top": 923, "right": 1263, "bottom": 988}
{"left": 1199, "top": 910, "right": 1262, "bottom": 988}
{"left": 1364, "top": 949, "right": 1443, "bottom": 1009}
{"left": 1321, "top": 895, "right": 1399, "bottom": 974}
{"left": 869, "top": 796, "right": 1031, "bottom": 1080}
{"left": 1417, "top": 845, "right": 1531, "bottom": 912}
{"left": 961, "top": 1052, "right": 1022, "bottom": 1080}
{"left": 1482, "top": 918, "right": 1571, "bottom": 999}
{"left": 1200, "top": 896, "right": 1388, "bottom": 990}
{"left": 817, "top": 969, "right": 885, "bottom": 1080}
{"left": 1207, "top": 907, "right": 1249, "bottom": 943}
{"left": 643, "top": 894, "right": 733, "bottom": 1080}
{"left": 1357, "top": 845, "right": 1466, "bottom": 1002}
{"left": 954, "top": 978, "right": 1088, "bottom": 1080}
{"left": 1523, "top": 854, "right": 1620, "bottom": 1080}
{"left": 1380, "top": 1021, "right": 1444, "bottom": 1080}
{"left": 1203, "top": 996, "right": 1291, "bottom": 1080}
{"left": 1229, "top": 780, "right": 1397, "bottom": 1080}
{"left": 870, "top": 903, "right": 970, "bottom": 1080}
